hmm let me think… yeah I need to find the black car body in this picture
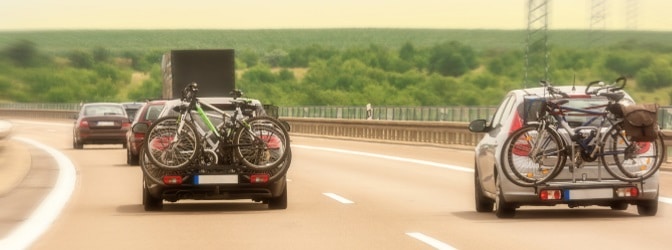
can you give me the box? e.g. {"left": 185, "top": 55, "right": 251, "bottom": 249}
{"left": 139, "top": 97, "right": 291, "bottom": 211}
{"left": 73, "top": 103, "right": 131, "bottom": 149}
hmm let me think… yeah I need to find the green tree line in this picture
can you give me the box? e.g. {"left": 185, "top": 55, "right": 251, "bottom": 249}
{"left": 1, "top": 37, "right": 671, "bottom": 106}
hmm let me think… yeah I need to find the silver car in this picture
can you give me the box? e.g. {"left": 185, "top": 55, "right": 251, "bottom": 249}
{"left": 468, "top": 85, "right": 659, "bottom": 218}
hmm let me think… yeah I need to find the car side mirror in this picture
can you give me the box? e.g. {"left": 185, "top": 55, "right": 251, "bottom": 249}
{"left": 468, "top": 119, "right": 489, "bottom": 133}
{"left": 132, "top": 123, "right": 149, "bottom": 133}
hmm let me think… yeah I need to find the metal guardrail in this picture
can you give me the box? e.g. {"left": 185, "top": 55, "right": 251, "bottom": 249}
{"left": 1, "top": 104, "right": 671, "bottom": 150}
{"left": 3, "top": 103, "right": 672, "bottom": 128}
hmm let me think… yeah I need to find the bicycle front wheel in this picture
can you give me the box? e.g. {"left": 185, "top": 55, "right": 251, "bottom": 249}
{"left": 144, "top": 116, "right": 201, "bottom": 169}
{"left": 601, "top": 125, "right": 664, "bottom": 181}
{"left": 502, "top": 124, "right": 566, "bottom": 186}
{"left": 233, "top": 116, "right": 290, "bottom": 170}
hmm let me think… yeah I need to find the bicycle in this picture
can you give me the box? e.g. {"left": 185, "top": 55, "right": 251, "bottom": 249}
{"left": 143, "top": 82, "right": 290, "bottom": 171}
{"left": 500, "top": 77, "right": 665, "bottom": 187}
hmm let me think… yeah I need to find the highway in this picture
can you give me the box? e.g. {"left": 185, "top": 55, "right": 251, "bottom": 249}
{"left": 1, "top": 119, "right": 672, "bottom": 250}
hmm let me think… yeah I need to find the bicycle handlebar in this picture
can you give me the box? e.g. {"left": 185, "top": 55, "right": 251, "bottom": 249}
{"left": 585, "top": 76, "right": 627, "bottom": 95}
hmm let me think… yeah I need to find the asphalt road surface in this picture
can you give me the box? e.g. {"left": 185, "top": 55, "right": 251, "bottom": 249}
{"left": 1, "top": 119, "right": 671, "bottom": 250}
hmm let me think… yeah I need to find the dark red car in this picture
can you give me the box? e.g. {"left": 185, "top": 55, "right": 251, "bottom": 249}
{"left": 73, "top": 103, "right": 131, "bottom": 149}
{"left": 126, "top": 100, "right": 166, "bottom": 165}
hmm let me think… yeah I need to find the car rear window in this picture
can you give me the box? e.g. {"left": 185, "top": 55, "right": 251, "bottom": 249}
{"left": 84, "top": 105, "right": 125, "bottom": 117}
{"left": 145, "top": 105, "right": 165, "bottom": 121}
{"left": 516, "top": 96, "right": 610, "bottom": 128}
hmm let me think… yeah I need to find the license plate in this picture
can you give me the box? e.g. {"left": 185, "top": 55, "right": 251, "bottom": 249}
{"left": 194, "top": 175, "right": 238, "bottom": 184}
{"left": 97, "top": 121, "right": 115, "bottom": 126}
{"left": 566, "top": 188, "right": 613, "bottom": 200}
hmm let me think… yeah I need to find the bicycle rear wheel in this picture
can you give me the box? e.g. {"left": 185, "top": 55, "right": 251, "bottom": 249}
{"left": 234, "top": 116, "right": 290, "bottom": 170}
{"left": 502, "top": 124, "right": 566, "bottom": 186}
{"left": 600, "top": 125, "right": 664, "bottom": 181}
{"left": 144, "top": 116, "right": 201, "bottom": 169}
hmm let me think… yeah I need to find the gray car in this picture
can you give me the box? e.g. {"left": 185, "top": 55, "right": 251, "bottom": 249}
{"left": 468, "top": 85, "right": 659, "bottom": 218}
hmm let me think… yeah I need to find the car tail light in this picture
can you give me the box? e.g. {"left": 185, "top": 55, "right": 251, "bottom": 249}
{"left": 134, "top": 133, "right": 144, "bottom": 140}
{"left": 540, "top": 189, "right": 562, "bottom": 200}
{"left": 616, "top": 187, "right": 638, "bottom": 197}
{"left": 163, "top": 176, "right": 183, "bottom": 185}
{"left": 260, "top": 134, "right": 281, "bottom": 149}
{"left": 636, "top": 142, "right": 651, "bottom": 154}
{"left": 122, "top": 122, "right": 131, "bottom": 129}
{"left": 250, "top": 174, "right": 269, "bottom": 183}
{"left": 79, "top": 120, "right": 89, "bottom": 128}
{"left": 509, "top": 111, "right": 523, "bottom": 135}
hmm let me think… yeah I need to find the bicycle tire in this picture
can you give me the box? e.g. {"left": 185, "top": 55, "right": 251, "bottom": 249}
{"left": 139, "top": 146, "right": 188, "bottom": 185}
{"left": 144, "top": 116, "right": 202, "bottom": 169}
{"left": 233, "top": 116, "right": 290, "bottom": 170}
{"left": 502, "top": 124, "right": 566, "bottom": 186}
{"left": 600, "top": 125, "right": 664, "bottom": 181}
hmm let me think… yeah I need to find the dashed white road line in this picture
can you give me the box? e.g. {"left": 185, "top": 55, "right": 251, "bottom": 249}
{"left": 406, "top": 232, "right": 457, "bottom": 250}
{"left": 0, "top": 137, "right": 77, "bottom": 250}
{"left": 323, "top": 192, "right": 355, "bottom": 204}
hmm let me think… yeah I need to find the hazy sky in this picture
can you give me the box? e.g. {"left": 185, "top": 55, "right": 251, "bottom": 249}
{"left": 1, "top": 0, "right": 670, "bottom": 31}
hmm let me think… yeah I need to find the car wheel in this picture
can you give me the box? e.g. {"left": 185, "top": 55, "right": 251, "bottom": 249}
{"left": 73, "top": 136, "right": 83, "bottom": 149}
{"left": 495, "top": 177, "right": 515, "bottom": 218}
{"left": 475, "top": 168, "right": 494, "bottom": 212}
{"left": 143, "top": 178, "right": 163, "bottom": 211}
{"left": 127, "top": 146, "right": 139, "bottom": 166}
{"left": 268, "top": 183, "right": 288, "bottom": 210}
{"left": 637, "top": 199, "right": 658, "bottom": 216}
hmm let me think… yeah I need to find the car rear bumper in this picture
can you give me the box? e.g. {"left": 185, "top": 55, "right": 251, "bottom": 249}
{"left": 145, "top": 176, "right": 287, "bottom": 202}
{"left": 79, "top": 130, "right": 127, "bottom": 144}
{"left": 501, "top": 175, "right": 659, "bottom": 206}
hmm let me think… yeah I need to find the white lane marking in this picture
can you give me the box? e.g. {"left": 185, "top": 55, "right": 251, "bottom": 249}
{"left": 0, "top": 137, "right": 77, "bottom": 250}
{"left": 323, "top": 193, "right": 355, "bottom": 204}
{"left": 406, "top": 232, "right": 457, "bottom": 250}
{"left": 659, "top": 197, "right": 672, "bottom": 204}
{"left": 292, "top": 144, "right": 473, "bottom": 173}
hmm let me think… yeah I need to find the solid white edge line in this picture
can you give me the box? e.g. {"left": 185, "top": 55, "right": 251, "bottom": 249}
{"left": 406, "top": 232, "right": 457, "bottom": 250}
{"left": 0, "top": 137, "right": 77, "bottom": 250}
{"left": 323, "top": 193, "right": 354, "bottom": 204}
{"left": 292, "top": 144, "right": 473, "bottom": 173}
{"left": 659, "top": 197, "right": 672, "bottom": 204}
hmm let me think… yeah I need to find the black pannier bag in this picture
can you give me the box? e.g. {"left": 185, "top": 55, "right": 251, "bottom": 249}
{"left": 523, "top": 96, "right": 547, "bottom": 124}
{"left": 620, "top": 103, "right": 660, "bottom": 142}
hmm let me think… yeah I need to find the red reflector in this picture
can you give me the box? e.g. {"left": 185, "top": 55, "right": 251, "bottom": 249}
{"left": 163, "top": 176, "right": 183, "bottom": 185}
{"left": 250, "top": 174, "right": 269, "bottom": 183}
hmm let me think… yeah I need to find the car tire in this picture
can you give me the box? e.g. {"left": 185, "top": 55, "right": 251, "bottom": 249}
{"left": 495, "top": 177, "right": 515, "bottom": 218}
{"left": 73, "top": 136, "right": 83, "bottom": 149}
{"left": 127, "top": 146, "right": 139, "bottom": 166}
{"left": 637, "top": 199, "right": 658, "bottom": 216}
{"left": 268, "top": 183, "right": 288, "bottom": 210}
{"left": 143, "top": 178, "right": 163, "bottom": 211}
{"left": 475, "top": 168, "right": 494, "bottom": 212}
